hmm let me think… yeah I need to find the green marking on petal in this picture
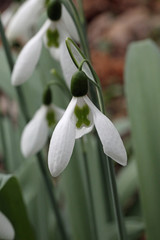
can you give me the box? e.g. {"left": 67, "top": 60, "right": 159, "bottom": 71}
{"left": 74, "top": 104, "right": 90, "bottom": 128}
{"left": 46, "top": 28, "right": 59, "bottom": 48}
{"left": 46, "top": 109, "right": 56, "bottom": 127}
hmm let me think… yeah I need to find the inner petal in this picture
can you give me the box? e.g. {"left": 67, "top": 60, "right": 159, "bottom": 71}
{"left": 73, "top": 97, "right": 94, "bottom": 139}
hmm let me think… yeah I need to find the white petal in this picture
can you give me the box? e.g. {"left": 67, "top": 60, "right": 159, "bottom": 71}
{"left": 84, "top": 96, "right": 127, "bottom": 166}
{"left": 1, "top": 3, "right": 17, "bottom": 28}
{"left": 60, "top": 40, "right": 77, "bottom": 87}
{"left": 11, "top": 20, "right": 51, "bottom": 86}
{"left": 48, "top": 97, "right": 77, "bottom": 177}
{"left": 50, "top": 104, "right": 65, "bottom": 122}
{"left": 61, "top": 6, "right": 79, "bottom": 42}
{"left": 21, "top": 105, "right": 48, "bottom": 157}
{"left": 0, "top": 212, "right": 15, "bottom": 240}
{"left": 74, "top": 97, "right": 94, "bottom": 139}
{"left": 6, "top": 0, "right": 45, "bottom": 41}
{"left": 60, "top": 40, "right": 94, "bottom": 87}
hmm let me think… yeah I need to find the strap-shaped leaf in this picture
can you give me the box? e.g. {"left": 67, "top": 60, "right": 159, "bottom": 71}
{"left": 125, "top": 39, "right": 160, "bottom": 240}
{"left": 0, "top": 174, "right": 36, "bottom": 240}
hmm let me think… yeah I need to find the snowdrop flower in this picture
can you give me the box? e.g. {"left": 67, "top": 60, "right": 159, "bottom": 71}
{"left": 11, "top": 0, "right": 79, "bottom": 86}
{"left": 0, "top": 211, "right": 15, "bottom": 240}
{"left": 6, "top": 0, "right": 45, "bottom": 42}
{"left": 21, "top": 88, "right": 64, "bottom": 157}
{"left": 48, "top": 71, "right": 127, "bottom": 177}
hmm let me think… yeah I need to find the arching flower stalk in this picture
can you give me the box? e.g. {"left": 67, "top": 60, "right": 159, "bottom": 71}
{"left": 48, "top": 71, "right": 127, "bottom": 177}
{"left": 0, "top": 211, "right": 15, "bottom": 240}
{"left": 21, "top": 87, "right": 64, "bottom": 157}
{"left": 11, "top": 0, "right": 79, "bottom": 86}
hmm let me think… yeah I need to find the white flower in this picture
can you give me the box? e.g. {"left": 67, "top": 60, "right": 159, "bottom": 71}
{"left": 48, "top": 96, "right": 127, "bottom": 177}
{"left": 11, "top": 3, "right": 79, "bottom": 86}
{"left": 21, "top": 104, "right": 64, "bottom": 157}
{"left": 0, "top": 211, "right": 15, "bottom": 240}
{"left": 6, "top": 0, "right": 45, "bottom": 42}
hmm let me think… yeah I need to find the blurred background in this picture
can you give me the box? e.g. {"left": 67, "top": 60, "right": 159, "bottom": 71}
{"left": 1, "top": 0, "right": 160, "bottom": 240}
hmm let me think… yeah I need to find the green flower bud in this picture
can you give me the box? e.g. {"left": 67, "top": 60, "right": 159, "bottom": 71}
{"left": 43, "top": 87, "right": 52, "bottom": 105}
{"left": 47, "top": 1, "right": 62, "bottom": 21}
{"left": 71, "top": 71, "right": 88, "bottom": 97}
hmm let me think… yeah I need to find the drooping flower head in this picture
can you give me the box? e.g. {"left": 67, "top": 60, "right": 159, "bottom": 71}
{"left": 11, "top": 0, "right": 79, "bottom": 86}
{"left": 21, "top": 87, "right": 64, "bottom": 157}
{"left": 48, "top": 70, "right": 127, "bottom": 177}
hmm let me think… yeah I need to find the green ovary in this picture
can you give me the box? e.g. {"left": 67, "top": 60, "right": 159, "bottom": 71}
{"left": 46, "top": 28, "right": 59, "bottom": 48}
{"left": 46, "top": 109, "right": 56, "bottom": 127}
{"left": 74, "top": 104, "right": 90, "bottom": 128}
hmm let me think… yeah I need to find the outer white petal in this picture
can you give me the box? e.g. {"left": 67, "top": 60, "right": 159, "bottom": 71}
{"left": 60, "top": 40, "right": 94, "bottom": 87}
{"left": 21, "top": 105, "right": 49, "bottom": 157}
{"left": 11, "top": 20, "right": 51, "bottom": 86}
{"left": 6, "top": 0, "right": 45, "bottom": 41}
{"left": 0, "top": 212, "right": 15, "bottom": 240}
{"left": 50, "top": 104, "right": 65, "bottom": 122}
{"left": 84, "top": 96, "right": 127, "bottom": 166}
{"left": 61, "top": 6, "right": 79, "bottom": 42}
{"left": 48, "top": 97, "right": 77, "bottom": 177}
{"left": 1, "top": 3, "right": 17, "bottom": 28}
{"left": 74, "top": 97, "right": 94, "bottom": 139}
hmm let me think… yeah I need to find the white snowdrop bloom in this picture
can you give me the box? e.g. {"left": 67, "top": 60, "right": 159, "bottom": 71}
{"left": 0, "top": 211, "right": 15, "bottom": 240}
{"left": 48, "top": 71, "right": 127, "bottom": 177}
{"left": 21, "top": 103, "right": 64, "bottom": 157}
{"left": 11, "top": 1, "right": 79, "bottom": 86}
{"left": 6, "top": 0, "right": 45, "bottom": 41}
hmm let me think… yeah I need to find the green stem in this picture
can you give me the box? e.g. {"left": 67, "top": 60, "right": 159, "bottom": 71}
{"left": 0, "top": 16, "right": 69, "bottom": 240}
{"left": 81, "top": 138, "right": 99, "bottom": 240}
{"left": 92, "top": 69, "right": 127, "bottom": 240}
{"left": 107, "top": 159, "right": 127, "bottom": 239}
{"left": 0, "top": 114, "right": 7, "bottom": 169}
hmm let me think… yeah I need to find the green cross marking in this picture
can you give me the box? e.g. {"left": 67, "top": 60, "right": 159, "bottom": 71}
{"left": 46, "top": 109, "right": 56, "bottom": 127}
{"left": 74, "top": 104, "right": 90, "bottom": 128}
{"left": 46, "top": 28, "right": 59, "bottom": 48}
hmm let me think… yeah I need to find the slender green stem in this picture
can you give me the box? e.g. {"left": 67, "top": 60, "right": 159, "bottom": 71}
{"left": 81, "top": 138, "right": 99, "bottom": 240}
{"left": 0, "top": 16, "right": 69, "bottom": 240}
{"left": 92, "top": 69, "right": 127, "bottom": 240}
{"left": 107, "top": 159, "right": 127, "bottom": 239}
{"left": 0, "top": 114, "right": 7, "bottom": 169}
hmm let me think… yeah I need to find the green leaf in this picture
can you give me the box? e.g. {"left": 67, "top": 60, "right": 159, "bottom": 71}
{"left": 0, "top": 174, "right": 36, "bottom": 240}
{"left": 125, "top": 39, "right": 160, "bottom": 239}
{"left": 16, "top": 157, "right": 59, "bottom": 240}
{"left": 101, "top": 218, "right": 144, "bottom": 240}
